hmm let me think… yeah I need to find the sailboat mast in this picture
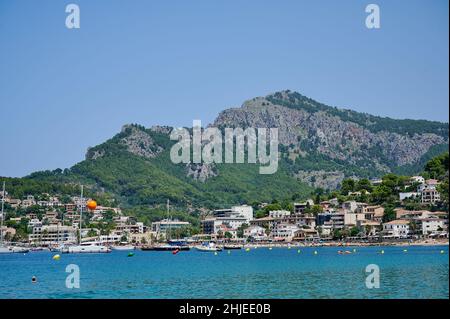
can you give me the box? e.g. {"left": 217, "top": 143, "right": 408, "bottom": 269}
{"left": 167, "top": 199, "right": 170, "bottom": 242}
{"left": 0, "top": 182, "right": 5, "bottom": 246}
{"left": 79, "top": 185, "right": 84, "bottom": 244}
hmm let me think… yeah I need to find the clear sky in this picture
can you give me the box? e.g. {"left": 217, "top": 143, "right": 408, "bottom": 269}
{"left": 0, "top": 0, "right": 448, "bottom": 177}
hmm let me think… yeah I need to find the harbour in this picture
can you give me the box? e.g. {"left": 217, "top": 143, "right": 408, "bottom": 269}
{"left": 0, "top": 245, "right": 448, "bottom": 299}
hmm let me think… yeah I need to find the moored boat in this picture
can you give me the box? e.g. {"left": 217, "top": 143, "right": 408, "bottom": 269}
{"left": 223, "top": 245, "right": 242, "bottom": 250}
{"left": 61, "top": 242, "right": 111, "bottom": 254}
{"left": 195, "top": 243, "right": 222, "bottom": 252}
{"left": 112, "top": 245, "right": 136, "bottom": 251}
{"left": 141, "top": 244, "right": 190, "bottom": 251}
{"left": 0, "top": 246, "right": 30, "bottom": 254}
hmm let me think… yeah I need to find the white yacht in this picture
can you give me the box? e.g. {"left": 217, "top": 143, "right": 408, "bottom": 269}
{"left": 61, "top": 242, "right": 111, "bottom": 254}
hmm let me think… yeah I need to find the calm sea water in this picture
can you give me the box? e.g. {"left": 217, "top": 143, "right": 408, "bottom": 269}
{"left": 0, "top": 245, "right": 448, "bottom": 299}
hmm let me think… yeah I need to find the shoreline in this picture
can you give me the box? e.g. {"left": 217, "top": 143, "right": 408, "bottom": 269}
{"left": 236, "top": 239, "right": 449, "bottom": 248}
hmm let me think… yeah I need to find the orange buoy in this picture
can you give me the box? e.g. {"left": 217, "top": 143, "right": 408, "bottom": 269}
{"left": 86, "top": 200, "right": 97, "bottom": 210}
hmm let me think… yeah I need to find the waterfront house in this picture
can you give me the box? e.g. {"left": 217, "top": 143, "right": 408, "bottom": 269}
{"left": 414, "top": 218, "right": 445, "bottom": 236}
{"left": 244, "top": 225, "right": 267, "bottom": 240}
{"left": 357, "top": 220, "right": 381, "bottom": 236}
{"left": 270, "top": 223, "right": 300, "bottom": 242}
{"left": 294, "top": 228, "right": 319, "bottom": 240}
{"left": 382, "top": 220, "right": 410, "bottom": 238}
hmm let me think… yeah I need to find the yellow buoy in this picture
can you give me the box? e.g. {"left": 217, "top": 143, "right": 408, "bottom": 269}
{"left": 268, "top": 247, "right": 273, "bottom": 250}
{"left": 227, "top": 250, "right": 231, "bottom": 254}
{"left": 353, "top": 249, "right": 356, "bottom": 253}
{"left": 403, "top": 249, "right": 408, "bottom": 253}
{"left": 440, "top": 250, "right": 445, "bottom": 254}
{"left": 288, "top": 246, "right": 291, "bottom": 250}
{"left": 313, "top": 250, "right": 318, "bottom": 255}
{"left": 214, "top": 252, "right": 218, "bottom": 256}
{"left": 52, "top": 254, "right": 60, "bottom": 261}
{"left": 380, "top": 250, "right": 384, "bottom": 254}
{"left": 245, "top": 248, "right": 250, "bottom": 252}
{"left": 297, "top": 249, "right": 301, "bottom": 254}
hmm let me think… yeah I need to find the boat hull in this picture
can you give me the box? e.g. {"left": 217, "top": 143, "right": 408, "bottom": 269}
{"left": 112, "top": 246, "right": 136, "bottom": 251}
{"left": 0, "top": 246, "right": 29, "bottom": 254}
{"left": 61, "top": 244, "right": 111, "bottom": 254}
{"left": 141, "top": 245, "right": 190, "bottom": 251}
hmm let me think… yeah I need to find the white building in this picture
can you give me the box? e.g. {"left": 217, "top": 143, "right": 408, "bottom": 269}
{"left": 201, "top": 216, "right": 248, "bottom": 235}
{"left": 151, "top": 219, "right": 190, "bottom": 233}
{"left": 29, "top": 225, "right": 77, "bottom": 246}
{"left": 382, "top": 220, "right": 410, "bottom": 238}
{"left": 270, "top": 223, "right": 300, "bottom": 241}
{"left": 244, "top": 225, "right": 266, "bottom": 239}
{"left": 98, "top": 234, "right": 121, "bottom": 244}
{"left": 231, "top": 205, "right": 254, "bottom": 222}
{"left": 269, "top": 210, "right": 291, "bottom": 218}
{"left": 421, "top": 188, "right": 441, "bottom": 205}
{"left": 415, "top": 218, "right": 445, "bottom": 235}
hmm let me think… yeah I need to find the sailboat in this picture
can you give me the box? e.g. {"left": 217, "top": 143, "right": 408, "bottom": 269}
{"left": 61, "top": 185, "right": 110, "bottom": 254}
{"left": 141, "top": 199, "right": 190, "bottom": 251}
{"left": 0, "top": 182, "right": 29, "bottom": 254}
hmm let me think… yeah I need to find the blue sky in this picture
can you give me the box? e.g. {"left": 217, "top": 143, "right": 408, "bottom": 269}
{"left": 0, "top": 0, "right": 448, "bottom": 177}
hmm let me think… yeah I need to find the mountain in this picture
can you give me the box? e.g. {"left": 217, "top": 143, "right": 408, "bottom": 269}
{"left": 4, "top": 90, "right": 448, "bottom": 220}
{"left": 213, "top": 90, "right": 448, "bottom": 188}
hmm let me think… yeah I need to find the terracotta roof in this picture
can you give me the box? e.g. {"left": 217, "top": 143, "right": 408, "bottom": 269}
{"left": 384, "top": 220, "right": 409, "bottom": 225}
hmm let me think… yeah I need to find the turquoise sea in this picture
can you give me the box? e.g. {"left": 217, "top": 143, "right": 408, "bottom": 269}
{"left": 0, "top": 245, "right": 448, "bottom": 299}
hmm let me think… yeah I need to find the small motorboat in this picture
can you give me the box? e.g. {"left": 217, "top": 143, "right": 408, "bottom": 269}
{"left": 195, "top": 243, "right": 222, "bottom": 252}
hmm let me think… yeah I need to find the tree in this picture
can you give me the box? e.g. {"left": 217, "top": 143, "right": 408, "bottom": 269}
{"left": 382, "top": 206, "right": 396, "bottom": 223}
{"left": 341, "top": 179, "right": 356, "bottom": 195}
{"left": 349, "top": 226, "right": 359, "bottom": 237}
{"left": 356, "top": 178, "right": 373, "bottom": 193}
{"left": 305, "top": 204, "right": 323, "bottom": 216}
{"left": 224, "top": 231, "right": 233, "bottom": 239}
{"left": 87, "top": 229, "right": 97, "bottom": 237}
{"left": 237, "top": 223, "right": 249, "bottom": 238}
{"left": 437, "top": 179, "right": 449, "bottom": 211}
